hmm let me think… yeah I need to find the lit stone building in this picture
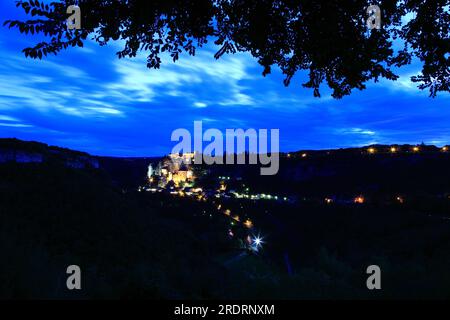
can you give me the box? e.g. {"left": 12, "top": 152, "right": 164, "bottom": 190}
{"left": 147, "top": 164, "right": 153, "bottom": 180}
{"left": 149, "top": 153, "right": 196, "bottom": 188}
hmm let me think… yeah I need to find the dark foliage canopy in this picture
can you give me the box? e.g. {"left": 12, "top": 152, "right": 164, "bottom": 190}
{"left": 4, "top": 0, "right": 450, "bottom": 98}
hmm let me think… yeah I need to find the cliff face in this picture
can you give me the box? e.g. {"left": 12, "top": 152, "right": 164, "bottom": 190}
{"left": 0, "top": 138, "right": 99, "bottom": 169}
{"left": 0, "top": 150, "right": 44, "bottom": 164}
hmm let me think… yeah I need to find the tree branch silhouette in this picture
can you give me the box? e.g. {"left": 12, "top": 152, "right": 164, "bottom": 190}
{"left": 4, "top": 0, "right": 450, "bottom": 98}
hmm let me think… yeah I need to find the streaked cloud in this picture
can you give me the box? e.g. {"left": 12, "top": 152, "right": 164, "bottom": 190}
{"left": 0, "top": 0, "right": 450, "bottom": 156}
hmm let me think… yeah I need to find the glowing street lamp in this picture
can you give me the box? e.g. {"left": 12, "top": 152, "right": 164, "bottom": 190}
{"left": 354, "top": 196, "right": 365, "bottom": 204}
{"left": 253, "top": 236, "right": 262, "bottom": 247}
{"left": 243, "top": 219, "right": 253, "bottom": 228}
{"left": 250, "top": 234, "right": 264, "bottom": 252}
{"left": 413, "top": 146, "right": 420, "bottom": 152}
{"left": 390, "top": 147, "right": 397, "bottom": 153}
{"left": 367, "top": 148, "right": 376, "bottom": 154}
{"left": 442, "top": 146, "right": 448, "bottom": 152}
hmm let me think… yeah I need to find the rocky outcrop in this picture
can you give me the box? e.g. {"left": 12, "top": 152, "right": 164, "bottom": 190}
{"left": 0, "top": 150, "right": 44, "bottom": 164}
{"left": 0, "top": 138, "right": 99, "bottom": 169}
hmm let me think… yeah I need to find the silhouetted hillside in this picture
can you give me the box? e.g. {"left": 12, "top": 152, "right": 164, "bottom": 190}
{"left": 0, "top": 138, "right": 162, "bottom": 189}
{"left": 198, "top": 144, "right": 450, "bottom": 199}
{"left": 0, "top": 161, "right": 243, "bottom": 299}
{"left": 2, "top": 139, "right": 450, "bottom": 299}
{"left": 0, "top": 138, "right": 99, "bottom": 169}
{"left": 98, "top": 156, "right": 160, "bottom": 190}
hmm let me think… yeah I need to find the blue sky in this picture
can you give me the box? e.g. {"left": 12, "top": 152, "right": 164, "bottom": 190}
{"left": 0, "top": 1, "right": 449, "bottom": 156}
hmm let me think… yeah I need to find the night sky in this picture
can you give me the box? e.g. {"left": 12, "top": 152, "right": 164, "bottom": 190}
{"left": 0, "top": 1, "right": 449, "bottom": 156}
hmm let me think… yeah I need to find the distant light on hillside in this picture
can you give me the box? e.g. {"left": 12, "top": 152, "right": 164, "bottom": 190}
{"left": 244, "top": 219, "right": 253, "bottom": 229}
{"left": 354, "top": 196, "right": 365, "bottom": 204}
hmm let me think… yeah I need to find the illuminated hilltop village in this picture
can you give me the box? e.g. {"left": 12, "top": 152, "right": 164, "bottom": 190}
{"left": 147, "top": 152, "right": 196, "bottom": 188}
{"left": 141, "top": 143, "right": 450, "bottom": 207}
